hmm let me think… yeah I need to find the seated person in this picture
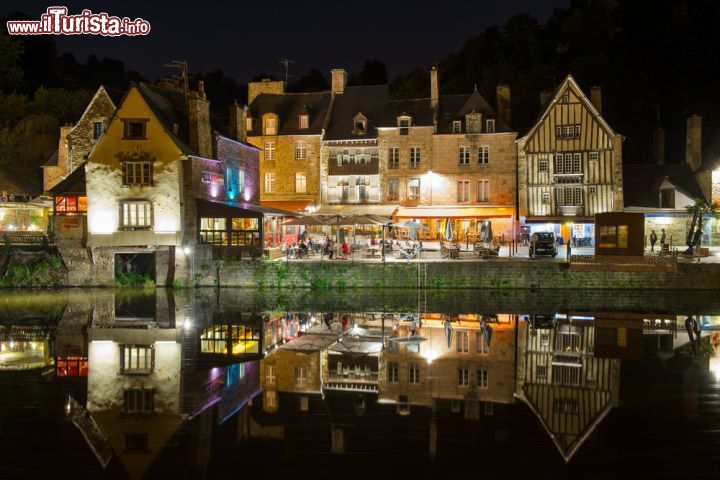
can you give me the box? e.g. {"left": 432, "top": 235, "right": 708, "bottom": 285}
{"left": 299, "top": 240, "right": 308, "bottom": 257}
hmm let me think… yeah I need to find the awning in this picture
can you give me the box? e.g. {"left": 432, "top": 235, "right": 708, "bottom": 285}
{"left": 525, "top": 216, "right": 594, "bottom": 224}
{"left": 260, "top": 200, "right": 313, "bottom": 214}
{"left": 197, "top": 198, "right": 297, "bottom": 217}
{"left": 396, "top": 206, "right": 514, "bottom": 219}
{"left": 316, "top": 204, "right": 398, "bottom": 216}
{"left": 388, "top": 336, "right": 427, "bottom": 345}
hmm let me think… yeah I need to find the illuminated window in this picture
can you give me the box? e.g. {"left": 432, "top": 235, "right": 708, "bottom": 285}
{"left": 238, "top": 169, "right": 245, "bottom": 195}
{"left": 388, "top": 361, "right": 399, "bottom": 383}
{"left": 478, "top": 146, "right": 489, "bottom": 164}
{"left": 264, "top": 141, "right": 275, "bottom": 161}
{"left": 199, "top": 217, "right": 227, "bottom": 245}
{"left": 295, "top": 367, "right": 307, "bottom": 387}
{"left": 122, "top": 161, "right": 153, "bottom": 186}
{"left": 409, "top": 363, "right": 420, "bottom": 384}
{"left": 298, "top": 114, "right": 309, "bottom": 129}
{"left": 452, "top": 120, "right": 462, "bottom": 133}
{"left": 387, "top": 178, "right": 399, "bottom": 201}
{"left": 354, "top": 113, "right": 367, "bottom": 134}
{"left": 123, "top": 387, "right": 154, "bottom": 414}
{"left": 295, "top": 140, "right": 307, "bottom": 159}
{"left": 122, "top": 119, "right": 147, "bottom": 139}
{"left": 300, "top": 396, "right": 309, "bottom": 412}
{"left": 265, "top": 172, "right": 275, "bottom": 193}
{"left": 200, "top": 324, "right": 261, "bottom": 353}
{"left": 295, "top": 172, "right": 307, "bottom": 193}
{"left": 477, "top": 369, "right": 488, "bottom": 388}
{"left": 410, "top": 147, "right": 421, "bottom": 168}
{"left": 457, "top": 181, "right": 470, "bottom": 203}
{"left": 231, "top": 217, "right": 260, "bottom": 246}
{"left": 477, "top": 180, "right": 489, "bottom": 202}
{"left": 54, "top": 195, "right": 87, "bottom": 215}
{"left": 56, "top": 356, "right": 88, "bottom": 377}
{"left": 120, "top": 345, "right": 154, "bottom": 375}
{"left": 264, "top": 117, "right": 276, "bottom": 135}
{"left": 246, "top": 117, "right": 253, "bottom": 131}
{"left": 388, "top": 147, "right": 399, "bottom": 169}
{"left": 266, "top": 390, "right": 277, "bottom": 408}
{"left": 486, "top": 119, "right": 495, "bottom": 133}
{"left": 120, "top": 201, "right": 152, "bottom": 229}
{"left": 459, "top": 146, "right": 471, "bottom": 165}
{"left": 407, "top": 178, "right": 420, "bottom": 201}
{"left": 458, "top": 368, "right": 470, "bottom": 387}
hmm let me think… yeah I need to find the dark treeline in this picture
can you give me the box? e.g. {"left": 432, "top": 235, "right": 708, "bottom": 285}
{"left": 2, "top": 0, "right": 719, "bottom": 179}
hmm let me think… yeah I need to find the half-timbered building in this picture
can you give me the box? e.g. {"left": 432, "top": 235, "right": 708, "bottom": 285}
{"left": 517, "top": 75, "right": 623, "bottom": 244}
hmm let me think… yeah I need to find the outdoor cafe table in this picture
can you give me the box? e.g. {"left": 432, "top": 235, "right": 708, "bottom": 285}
{"left": 367, "top": 245, "right": 381, "bottom": 258}
{"left": 445, "top": 245, "right": 460, "bottom": 259}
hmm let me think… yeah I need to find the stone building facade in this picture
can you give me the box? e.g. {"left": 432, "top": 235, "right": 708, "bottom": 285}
{"left": 42, "top": 86, "right": 116, "bottom": 192}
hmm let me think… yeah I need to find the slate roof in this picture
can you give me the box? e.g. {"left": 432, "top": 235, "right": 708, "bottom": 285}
{"left": 43, "top": 148, "right": 59, "bottom": 167}
{"left": 248, "top": 91, "right": 331, "bottom": 136}
{"left": 0, "top": 171, "right": 42, "bottom": 196}
{"left": 49, "top": 163, "right": 86, "bottom": 195}
{"left": 324, "top": 85, "right": 389, "bottom": 141}
{"left": 438, "top": 90, "right": 513, "bottom": 134}
{"left": 135, "top": 83, "right": 195, "bottom": 155}
{"left": 623, "top": 163, "right": 706, "bottom": 208}
{"left": 376, "top": 98, "right": 434, "bottom": 128}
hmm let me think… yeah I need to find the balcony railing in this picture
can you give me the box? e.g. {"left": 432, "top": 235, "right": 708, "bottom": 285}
{"left": 328, "top": 369, "right": 378, "bottom": 382}
{"left": 556, "top": 205, "right": 585, "bottom": 216}
{"left": 328, "top": 159, "right": 379, "bottom": 176}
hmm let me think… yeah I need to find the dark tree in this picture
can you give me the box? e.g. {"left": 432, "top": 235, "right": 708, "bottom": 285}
{"left": 349, "top": 60, "right": 388, "bottom": 86}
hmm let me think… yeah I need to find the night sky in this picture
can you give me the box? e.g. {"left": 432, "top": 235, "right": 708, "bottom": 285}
{"left": 2, "top": 0, "right": 567, "bottom": 83}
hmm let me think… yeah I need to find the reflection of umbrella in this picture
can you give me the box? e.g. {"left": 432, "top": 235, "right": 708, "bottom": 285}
{"left": 444, "top": 217, "right": 454, "bottom": 241}
{"left": 480, "top": 219, "right": 494, "bottom": 242}
{"left": 444, "top": 320, "right": 453, "bottom": 349}
{"left": 480, "top": 319, "right": 493, "bottom": 348}
{"left": 284, "top": 216, "right": 324, "bottom": 226}
{"left": 392, "top": 220, "right": 428, "bottom": 230}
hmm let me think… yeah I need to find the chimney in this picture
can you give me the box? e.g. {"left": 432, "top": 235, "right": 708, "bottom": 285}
{"left": 686, "top": 114, "right": 702, "bottom": 172}
{"left": 247, "top": 78, "right": 285, "bottom": 104}
{"left": 331, "top": 68, "right": 347, "bottom": 94}
{"left": 430, "top": 65, "right": 439, "bottom": 109}
{"left": 496, "top": 84, "right": 511, "bottom": 127}
{"left": 58, "top": 124, "right": 73, "bottom": 173}
{"left": 590, "top": 86, "right": 602, "bottom": 114}
{"left": 540, "top": 90, "right": 553, "bottom": 108}
{"left": 187, "top": 83, "right": 212, "bottom": 158}
{"left": 652, "top": 127, "right": 665, "bottom": 165}
{"left": 229, "top": 99, "right": 248, "bottom": 143}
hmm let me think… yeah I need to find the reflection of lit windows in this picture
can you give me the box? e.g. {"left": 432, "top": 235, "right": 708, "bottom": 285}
{"left": 300, "top": 396, "right": 309, "bottom": 412}
{"left": 458, "top": 368, "right": 470, "bottom": 387}
{"left": 120, "top": 345, "right": 153, "bottom": 375}
{"left": 388, "top": 362, "right": 399, "bottom": 383}
{"left": 265, "top": 364, "right": 276, "bottom": 385}
{"left": 409, "top": 363, "right": 420, "bottom": 384}
{"left": 124, "top": 433, "right": 148, "bottom": 453}
{"left": 477, "top": 369, "right": 488, "bottom": 388}
{"left": 123, "top": 387, "right": 154, "bottom": 414}
{"left": 540, "top": 334, "right": 550, "bottom": 347}
{"left": 296, "top": 367, "right": 307, "bottom": 387}
{"left": 451, "top": 400, "right": 461, "bottom": 413}
{"left": 484, "top": 402, "right": 494, "bottom": 416}
{"left": 122, "top": 119, "right": 147, "bottom": 139}
{"left": 476, "top": 332, "right": 489, "bottom": 354}
{"left": 456, "top": 331, "right": 469, "bottom": 353}
{"left": 265, "top": 390, "right": 276, "bottom": 409}
{"left": 537, "top": 365, "right": 548, "bottom": 380}
{"left": 200, "top": 325, "right": 260, "bottom": 354}
{"left": 553, "top": 398, "right": 579, "bottom": 414}
{"left": 120, "top": 200, "right": 152, "bottom": 230}
{"left": 552, "top": 364, "right": 581, "bottom": 386}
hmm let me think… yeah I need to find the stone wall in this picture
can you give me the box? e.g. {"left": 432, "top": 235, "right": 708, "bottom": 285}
{"left": 191, "top": 258, "right": 720, "bottom": 291}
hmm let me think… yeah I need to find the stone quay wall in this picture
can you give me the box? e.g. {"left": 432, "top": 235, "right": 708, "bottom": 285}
{"left": 190, "top": 258, "right": 720, "bottom": 290}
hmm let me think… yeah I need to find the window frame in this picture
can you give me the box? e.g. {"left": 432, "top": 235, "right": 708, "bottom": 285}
{"left": 477, "top": 145, "right": 490, "bottom": 164}
{"left": 409, "top": 146, "right": 421, "bottom": 168}
{"left": 264, "top": 172, "right": 276, "bottom": 193}
{"left": 295, "top": 172, "right": 307, "bottom": 193}
{"left": 409, "top": 363, "right": 420, "bottom": 384}
{"left": 123, "top": 387, "right": 155, "bottom": 414}
{"left": 295, "top": 140, "right": 307, "bottom": 160}
{"left": 452, "top": 120, "right": 462, "bottom": 134}
{"left": 388, "top": 147, "right": 399, "bottom": 169}
{"left": 264, "top": 141, "right": 276, "bottom": 161}
{"left": 477, "top": 369, "right": 489, "bottom": 389}
{"left": 122, "top": 119, "right": 148, "bottom": 140}
{"left": 459, "top": 146, "right": 471, "bottom": 165}
{"left": 298, "top": 114, "right": 309, "bottom": 129}
{"left": 457, "top": 180, "right": 470, "bottom": 203}
{"left": 486, "top": 119, "right": 495, "bottom": 133}
{"left": 477, "top": 180, "right": 490, "bottom": 202}
{"left": 120, "top": 344, "right": 154, "bottom": 375}
{"left": 456, "top": 330, "right": 469, "bottom": 352}
{"left": 122, "top": 160, "right": 154, "bottom": 187}
{"left": 458, "top": 368, "right": 470, "bottom": 387}
{"left": 120, "top": 200, "right": 153, "bottom": 230}
{"left": 407, "top": 178, "right": 421, "bottom": 201}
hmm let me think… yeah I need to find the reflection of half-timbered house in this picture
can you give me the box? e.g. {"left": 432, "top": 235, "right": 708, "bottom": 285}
{"left": 515, "top": 314, "right": 620, "bottom": 462}
{"left": 517, "top": 76, "right": 623, "bottom": 244}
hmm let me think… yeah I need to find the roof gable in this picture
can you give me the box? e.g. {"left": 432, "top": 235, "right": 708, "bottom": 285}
{"left": 519, "top": 75, "right": 617, "bottom": 150}
{"left": 248, "top": 91, "right": 331, "bottom": 136}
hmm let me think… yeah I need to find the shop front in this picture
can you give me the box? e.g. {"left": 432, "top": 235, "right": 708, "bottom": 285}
{"left": 523, "top": 216, "right": 595, "bottom": 247}
{"left": 260, "top": 201, "right": 311, "bottom": 247}
{"left": 395, "top": 206, "right": 514, "bottom": 242}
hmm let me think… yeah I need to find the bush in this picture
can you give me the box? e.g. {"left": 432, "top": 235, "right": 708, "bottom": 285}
{"left": 115, "top": 268, "right": 155, "bottom": 288}
{"left": 0, "top": 254, "right": 66, "bottom": 287}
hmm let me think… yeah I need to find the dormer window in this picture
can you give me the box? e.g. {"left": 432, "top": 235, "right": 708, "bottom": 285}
{"left": 398, "top": 116, "right": 412, "bottom": 136}
{"left": 486, "top": 119, "right": 495, "bottom": 133}
{"left": 353, "top": 113, "right": 367, "bottom": 135}
{"left": 452, "top": 121, "right": 462, "bottom": 134}
{"left": 298, "top": 114, "right": 309, "bottom": 129}
{"left": 263, "top": 116, "right": 277, "bottom": 136}
{"left": 466, "top": 113, "right": 482, "bottom": 134}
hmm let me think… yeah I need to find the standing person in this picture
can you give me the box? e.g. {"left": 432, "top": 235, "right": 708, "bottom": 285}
{"left": 341, "top": 240, "right": 349, "bottom": 259}
{"left": 649, "top": 230, "right": 658, "bottom": 252}
{"left": 660, "top": 229, "right": 667, "bottom": 251}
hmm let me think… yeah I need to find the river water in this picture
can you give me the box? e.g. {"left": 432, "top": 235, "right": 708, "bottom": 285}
{"left": 0, "top": 288, "right": 719, "bottom": 479}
